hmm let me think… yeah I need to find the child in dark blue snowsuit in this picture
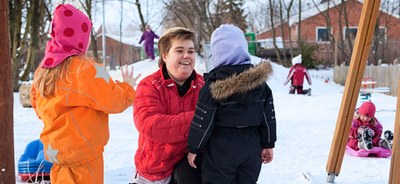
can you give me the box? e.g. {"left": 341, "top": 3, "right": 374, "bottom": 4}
{"left": 187, "top": 24, "right": 277, "bottom": 184}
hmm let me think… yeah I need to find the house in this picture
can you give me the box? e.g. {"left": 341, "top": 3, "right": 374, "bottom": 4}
{"left": 95, "top": 25, "right": 144, "bottom": 68}
{"left": 256, "top": 0, "right": 400, "bottom": 65}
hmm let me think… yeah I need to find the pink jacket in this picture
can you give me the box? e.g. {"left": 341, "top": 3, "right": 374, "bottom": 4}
{"left": 347, "top": 112, "right": 383, "bottom": 151}
{"left": 284, "top": 64, "right": 312, "bottom": 86}
{"left": 133, "top": 66, "right": 204, "bottom": 181}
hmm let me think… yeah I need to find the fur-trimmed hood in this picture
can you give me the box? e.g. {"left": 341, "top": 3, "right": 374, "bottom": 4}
{"left": 209, "top": 61, "right": 273, "bottom": 100}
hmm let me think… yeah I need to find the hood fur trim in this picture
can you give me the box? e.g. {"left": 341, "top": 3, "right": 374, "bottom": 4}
{"left": 210, "top": 61, "right": 273, "bottom": 100}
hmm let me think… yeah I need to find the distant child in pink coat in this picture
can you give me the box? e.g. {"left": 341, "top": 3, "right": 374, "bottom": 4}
{"left": 347, "top": 101, "right": 393, "bottom": 151}
{"left": 284, "top": 54, "right": 312, "bottom": 95}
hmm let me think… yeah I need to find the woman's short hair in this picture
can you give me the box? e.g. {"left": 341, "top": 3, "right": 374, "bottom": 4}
{"left": 157, "top": 27, "right": 196, "bottom": 68}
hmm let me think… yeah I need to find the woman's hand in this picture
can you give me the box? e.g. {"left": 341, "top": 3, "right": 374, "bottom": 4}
{"left": 187, "top": 152, "right": 197, "bottom": 169}
{"left": 121, "top": 65, "right": 141, "bottom": 87}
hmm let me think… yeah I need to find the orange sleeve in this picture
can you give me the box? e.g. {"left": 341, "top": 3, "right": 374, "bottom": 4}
{"left": 65, "top": 58, "right": 135, "bottom": 114}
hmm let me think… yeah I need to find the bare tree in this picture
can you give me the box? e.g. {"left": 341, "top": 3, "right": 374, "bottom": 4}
{"left": 369, "top": 0, "right": 400, "bottom": 65}
{"left": 162, "top": 0, "right": 215, "bottom": 54}
{"left": 278, "top": 0, "right": 288, "bottom": 63}
{"left": 9, "top": 0, "right": 25, "bottom": 91}
{"left": 311, "top": 0, "right": 338, "bottom": 64}
{"left": 314, "top": 0, "right": 399, "bottom": 65}
{"left": 162, "top": 0, "right": 248, "bottom": 55}
{"left": 247, "top": 1, "right": 271, "bottom": 32}
{"left": 339, "top": 0, "right": 353, "bottom": 63}
{"left": 285, "top": 0, "right": 295, "bottom": 59}
{"left": 20, "top": 0, "right": 45, "bottom": 81}
{"left": 135, "top": 0, "right": 147, "bottom": 31}
{"left": 268, "top": 0, "right": 283, "bottom": 65}
{"left": 297, "top": 0, "right": 302, "bottom": 53}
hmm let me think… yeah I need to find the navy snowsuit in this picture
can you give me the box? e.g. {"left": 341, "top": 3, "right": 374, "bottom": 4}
{"left": 187, "top": 62, "right": 277, "bottom": 184}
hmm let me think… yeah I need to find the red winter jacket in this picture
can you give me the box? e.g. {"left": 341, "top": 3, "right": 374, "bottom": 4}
{"left": 347, "top": 111, "right": 383, "bottom": 151}
{"left": 284, "top": 64, "right": 312, "bottom": 86}
{"left": 133, "top": 66, "right": 204, "bottom": 181}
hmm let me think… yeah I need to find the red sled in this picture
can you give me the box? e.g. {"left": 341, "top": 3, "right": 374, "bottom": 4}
{"left": 345, "top": 146, "right": 391, "bottom": 158}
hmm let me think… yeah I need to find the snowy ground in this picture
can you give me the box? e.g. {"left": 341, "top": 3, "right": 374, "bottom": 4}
{"left": 14, "top": 56, "right": 397, "bottom": 183}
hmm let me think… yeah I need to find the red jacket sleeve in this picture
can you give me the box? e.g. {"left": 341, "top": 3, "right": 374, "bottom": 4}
{"left": 284, "top": 66, "right": 294, "bottom": 85}
{"left": 134, "top": 79, "right": 194, "bottom": 144}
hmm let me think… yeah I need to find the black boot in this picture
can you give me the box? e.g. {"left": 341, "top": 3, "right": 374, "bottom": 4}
{"left": 362, "top": 129, "right": 373, "bottom": 150}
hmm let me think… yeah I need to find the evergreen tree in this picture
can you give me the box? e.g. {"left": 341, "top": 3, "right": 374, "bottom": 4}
{"left": 218, "top": 0, "right": 248, "bottom": 32}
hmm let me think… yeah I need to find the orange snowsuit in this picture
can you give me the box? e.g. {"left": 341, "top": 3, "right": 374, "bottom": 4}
{"left": 31, "top": 56, "right": 135, "bottom": 183}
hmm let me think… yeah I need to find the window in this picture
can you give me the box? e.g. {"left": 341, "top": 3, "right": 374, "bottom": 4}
{"left": 316, "top": 27, "right": 330, "bottom": 42}
{"left": 344, "top": 27, "right": 387, "bottom": 42}
{"left": 344, "top": 27, "right": 358, "bottom": 40}
{"left": 375, "top": 27, "right": 387, "bottom": 42}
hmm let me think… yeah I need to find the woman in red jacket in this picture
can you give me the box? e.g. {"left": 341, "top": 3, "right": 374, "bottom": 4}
{"left": 133, "top": 27, "right": 204, "bottom": 184}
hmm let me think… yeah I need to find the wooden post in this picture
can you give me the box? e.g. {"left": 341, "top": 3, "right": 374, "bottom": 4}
{"left": 0, "top": 2, "right": 16, "bottom": 183}
{"left": 389, "top": 81, "right": 400, "bottom": 184}
{"left": 325, "top": 0, "right": 381, "bottom": 183}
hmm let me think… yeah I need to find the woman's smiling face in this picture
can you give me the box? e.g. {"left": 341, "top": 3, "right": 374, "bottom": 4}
{"left": 163, "top": 38, "right": 196, "bottom": 85}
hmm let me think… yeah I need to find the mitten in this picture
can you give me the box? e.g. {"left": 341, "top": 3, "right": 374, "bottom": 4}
{"left": 357, "top": 126, "right": 367, "bottom": 135}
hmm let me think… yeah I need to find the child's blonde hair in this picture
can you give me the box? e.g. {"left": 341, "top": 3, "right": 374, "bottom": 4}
{"left": 34, "top": 56, "right": 81, "bottom": 97}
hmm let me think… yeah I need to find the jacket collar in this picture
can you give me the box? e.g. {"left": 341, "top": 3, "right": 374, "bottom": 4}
{"left": 209, "top": 61, "right": 273, "bottom": 100}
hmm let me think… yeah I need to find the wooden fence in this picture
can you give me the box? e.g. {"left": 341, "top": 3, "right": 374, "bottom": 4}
{"left": 333, "top": 65, "right": 400, "bottom": 96}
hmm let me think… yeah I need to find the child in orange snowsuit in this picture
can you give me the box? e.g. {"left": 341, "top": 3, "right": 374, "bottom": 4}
{"left": 30, "top": 4, "right": 139, "bottom": 183}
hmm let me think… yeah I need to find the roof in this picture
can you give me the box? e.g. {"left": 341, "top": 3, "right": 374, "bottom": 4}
{"left": 97, "top": 33, "right": 142, "bottom": 47}
{"left": 258, "top": 0, "right": 400, "bottom": 33}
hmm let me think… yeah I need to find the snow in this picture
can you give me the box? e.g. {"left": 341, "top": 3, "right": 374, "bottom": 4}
{"left": 14, "top": 56, "right": 397, "bottom": 184}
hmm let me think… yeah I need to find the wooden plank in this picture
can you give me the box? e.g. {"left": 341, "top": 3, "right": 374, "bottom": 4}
{"left": 0, "top": 1, "right": 16, "bottom": 183}
{"left": 326, "top": 0, "right": 381, "bottom": 182}
{"left": 389, "top": 80, "right": 400, "bottom": 184}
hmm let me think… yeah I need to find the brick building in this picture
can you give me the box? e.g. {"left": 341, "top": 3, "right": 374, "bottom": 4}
{"left": 256, "top": 0, "right": 400, "bottom": 65}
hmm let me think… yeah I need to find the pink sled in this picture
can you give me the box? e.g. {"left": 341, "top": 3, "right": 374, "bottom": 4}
{"left": 346, "top": 146, "right": 392, "bottom": 158}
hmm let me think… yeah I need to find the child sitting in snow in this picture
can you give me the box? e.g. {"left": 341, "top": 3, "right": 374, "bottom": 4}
{"left": 284, "top": 54, "right": 312, "bottom": 95}
{"left": 347, "top": 101, "right": 393, "bottom": 151}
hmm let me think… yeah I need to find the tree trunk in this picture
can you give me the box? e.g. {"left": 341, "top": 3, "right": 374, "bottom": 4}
{"left": 286, "top": 0, "right": 294, "bottom": 60}
{"left": 135, "top": 0, "right": 146, "bottom": 31}
{"left": 297, "top": 0, "right": 302, "bottom": 54}
{"left": 336, "top": 0, "right": 347, "bottom": 65}
{"left": 10, "top": 0, "right": 24, "bottom": 91}
{"left": 0, "top": 1, "right": 16, "bottom": 183}
{"left": 268, "top": 0, "right": 283, "bottom": 65}
{"left": 312, "top": 0, "right": 335, "bottom": 64}
{"left": 21, "top": 0, "right": 43, "bottom": 81}
{"left": 342, "top": 0, "right": 353, "bottom": 64}
{"left": 278, "top": 0, "right": 288, "bottom": 64}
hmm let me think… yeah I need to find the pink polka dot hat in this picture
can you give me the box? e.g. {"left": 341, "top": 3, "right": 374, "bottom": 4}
{"left": 41, "top": 4, "right": 92, "bottom": 68}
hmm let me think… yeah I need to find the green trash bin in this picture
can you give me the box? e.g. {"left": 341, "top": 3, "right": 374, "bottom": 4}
{"left": 245, "top": 32, "right": 256, "bottom": 55}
